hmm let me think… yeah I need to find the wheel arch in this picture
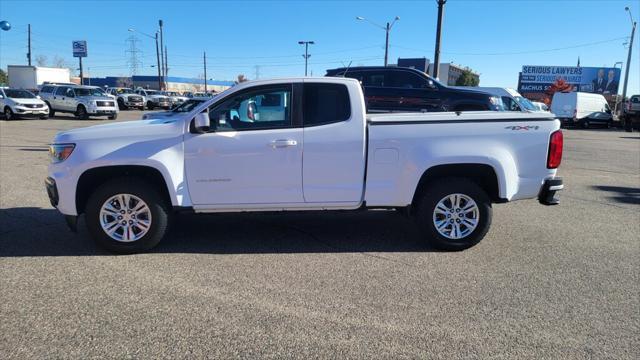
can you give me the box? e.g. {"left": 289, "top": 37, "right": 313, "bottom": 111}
{"left": 76, "top": 165, "right": 173, "bottom": 215}
{"left": 411, "top": 163, "right": 504, "bottom": 207}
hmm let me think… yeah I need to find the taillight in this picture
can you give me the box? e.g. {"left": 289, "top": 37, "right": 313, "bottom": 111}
{"left": 547, "top": 130, "right": 563, "bottom": 169}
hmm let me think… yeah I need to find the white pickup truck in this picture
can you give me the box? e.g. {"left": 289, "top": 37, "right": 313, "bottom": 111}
{"left": 46, "top": 78, "right": 564, "bottom": 253}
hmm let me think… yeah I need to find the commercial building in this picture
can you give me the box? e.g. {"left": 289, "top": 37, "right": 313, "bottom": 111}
{"left": 429, "top": 63, "right": 480, "bottom": 86}
{"left": 84, "top": 75, "right": 234, "bottom": 93}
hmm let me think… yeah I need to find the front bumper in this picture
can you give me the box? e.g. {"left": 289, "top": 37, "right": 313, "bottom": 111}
{"left": 538, "top": 177, "right": 563, "bottom": 205}
{"left": 45, "top": 177, "right": 59, "bottom": 207}
{"left": 14, "top": 106, "right": 49, "bottom": 116}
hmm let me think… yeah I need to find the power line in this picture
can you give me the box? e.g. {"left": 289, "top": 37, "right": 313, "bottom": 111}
{"left": 392, "top": 36, "right": 628, "bottom": 56}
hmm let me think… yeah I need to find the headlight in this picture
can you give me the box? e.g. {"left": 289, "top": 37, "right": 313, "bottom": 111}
{"left": 49, "top": 143, "right": 75, "bottom": 163}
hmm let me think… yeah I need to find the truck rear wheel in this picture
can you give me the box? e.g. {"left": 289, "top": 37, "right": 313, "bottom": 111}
{"left": 415, "top": 177, "right": 492, "bottom": 251}
{"left": 85, "top": 178, "right": 171, "bottom": 254}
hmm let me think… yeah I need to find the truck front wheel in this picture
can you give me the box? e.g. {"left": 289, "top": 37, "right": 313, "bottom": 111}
{"left": 85, "top": 178, "right": 171, "bottom": 254}
{"left": 415, "top": 178, "right": 492, "bottom": 251}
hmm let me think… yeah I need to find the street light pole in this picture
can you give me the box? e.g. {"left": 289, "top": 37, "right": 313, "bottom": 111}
{"left": 433, "top": 0, "right": 447, "bottom": 79}
{"left": 159, "top": 20, "right": 165, "bottom": 90}
{"left": 356, "top": 16, "right": 399, "bottom": 67}
{"left": 154, "top": 33, "right": 161, "bottom": 90}
{"left": 298, "top": 41, "right": 314, "bottom": 76}
{"left": 621, "top": 6, "right": 636, "bottom": 105}
{"left": 203, "top": 51, "right": 207, "bottom": 93}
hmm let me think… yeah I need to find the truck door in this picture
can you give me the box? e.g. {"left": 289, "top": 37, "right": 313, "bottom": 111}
{"left": 184, "top": 84, "right": 305, "bottom": 205}
{"left": 301, "top": 81, "right": 366, "bottom": 204}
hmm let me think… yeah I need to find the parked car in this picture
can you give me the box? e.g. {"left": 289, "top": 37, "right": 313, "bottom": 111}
{"left": 135, "top": 89, "right": 171, "bottom": 110}
{"left": 193, "top": 92, "right": 214, "bottom": 98}
{"left": 550, "top": 92, "right": 612, "bottom": 128}
{"left": 46, "top": 77, "right": 563, "bottom": 254}
{"left": 39, "top": 85, "right": 118, "bottom": 120}
{"left": 464, "top": 87, "right": 542, "bottom": 112}
{"left": 0, "top": 87, "right": 49, "bottom": 120}
{"left": 160, "top": 91, "right": 189, "bottom": 107}
{"left": 622, "top": 95, "right": 640, "bottom": 132}
{"left": 182, "top": 91, "right": 194, "bottom": 98}
{"left": 326, "top": 66, "right": 503, "bottom": 112}
{"left": 141, "top": 98, "right": 207, "bottom": 120}
{"left": 106, "top": 87, "right": 145, "bottom": 110}
{"left": 532, "top": 101, "right": 549, "bottom": 112}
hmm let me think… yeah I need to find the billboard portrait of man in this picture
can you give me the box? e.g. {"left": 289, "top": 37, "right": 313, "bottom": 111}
{"left": 603, "top": 69, "right": 619, "bottom": 94}
{"left": 592, "top": 69, "right": 606, "bottom": 93}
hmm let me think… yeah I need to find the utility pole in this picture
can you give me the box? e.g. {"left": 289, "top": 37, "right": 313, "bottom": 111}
{"left": 298, "top": 41, "right": 314, "bottom": 76}
{"left": 384, "top": 22, "right": 390, "bottom": 67}
{"left": 159, "top": 19, "right": 165, "bottom": 90}
{"left": 433, "top": 0, "right": 446, "bottom": 79}
{"left": 27, "top": 24, "right": 31, "bottom": 66}
{"left": 155, "top": 32, "right": 162, "bottom": 90}
{"left": 356, "top": 16, "right": 399, "bottom": 67}
{"left": 164, "top": 45, "right": 168, "bottom": 80}
{"left": 254, "top": 65, "right": 261, "bottom": 79}
{"left": 621, "top": 6, "right": 636, "bottom": 106}
{"left": 203, "top": 51, "right": 207, "bottom": 93}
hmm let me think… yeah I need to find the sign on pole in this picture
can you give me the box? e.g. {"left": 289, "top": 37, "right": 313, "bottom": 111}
{"left": 72, "top": 40, "right": 87, "bottom": 57}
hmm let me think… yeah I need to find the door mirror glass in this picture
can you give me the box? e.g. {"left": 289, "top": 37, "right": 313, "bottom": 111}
{"left": 193, "top": 112, "right": 210, "bottom": 133}
{"left": 426, "top": 79, "right": 435, "bottom": 89}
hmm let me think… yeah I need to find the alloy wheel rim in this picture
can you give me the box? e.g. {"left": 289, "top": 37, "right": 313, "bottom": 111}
{"left": 432, "top": 193, "right": 479, "bottom": 240}
{"left": 99, "top": 194, "right": 152, "bottom": 242}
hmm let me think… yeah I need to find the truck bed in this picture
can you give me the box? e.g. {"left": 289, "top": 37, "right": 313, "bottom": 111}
{"left": 364, "top": 111, "right": 560, "bottom": 207}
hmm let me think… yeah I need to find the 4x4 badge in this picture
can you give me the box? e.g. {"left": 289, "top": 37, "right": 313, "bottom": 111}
{"left": 505, "top": 125, "right": 540, "bottom": 131}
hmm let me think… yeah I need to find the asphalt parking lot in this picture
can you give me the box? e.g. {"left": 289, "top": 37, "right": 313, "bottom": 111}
{"left": 1, "top": 111, "right": 639, "bottom": 359}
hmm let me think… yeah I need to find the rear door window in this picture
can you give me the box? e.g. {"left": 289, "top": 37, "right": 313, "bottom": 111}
{"left": 303, "top": 83, "right": 351, "bottom": 126}
{"left": 387, "top": 71, "right": 425, "bottom": 89}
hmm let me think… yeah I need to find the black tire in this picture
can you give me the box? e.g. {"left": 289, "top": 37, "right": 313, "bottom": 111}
{"left": 414, "top": 177, "right": 492, "bottom": 251}
{"left": 85, "top": 177, "right": 171, "bottom": 254}
{"left": 108, "top": 113, "right": 118, "bottom": 120}
{"left": 76, "top": 105, "right": 89, "bottom": 120}
{"left": 580, "top": 119, "right": 590, "bottom": 129}
{"left": 117, "top": 98, "right": 127, "bottom": 110}
{"left": 45, "top": 102, "right": 55, "bottom": 117}
{"left": 39, "top": 114, "right": 49, "bottom": 120}
{"left": 4, "top": 107, "right": 14, "bottom": 120}
{"left": 147, "top": 101, "right": 154, "bottom": 110}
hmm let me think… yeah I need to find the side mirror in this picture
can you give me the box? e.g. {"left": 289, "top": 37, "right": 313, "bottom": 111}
{"left": 193, "top": 112, "right": 210, "bottom": 133}
{"left": 36, "top": 95, "right": 42, "bottom": 99}
{"left": 426, "top": 80, "right": 436, "bottom": 89}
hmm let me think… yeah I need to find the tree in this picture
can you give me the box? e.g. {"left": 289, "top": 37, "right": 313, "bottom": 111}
{"left": 52, "top": 55, "right": 67, "bottom": 68}
{"left": 35, "top": 55, "right": 48, "bottom": 66}
{"left": 455, "top": 69, "right": 479, "bottom": 86}
{"left": 236, "top": 74, "right": 248, "bottom": 84}
{"left": 0, "top": 69, "right": 7, "bottom": 85}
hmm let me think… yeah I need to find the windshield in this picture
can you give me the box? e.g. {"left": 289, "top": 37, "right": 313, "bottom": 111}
{"left": 164, "top": 91, "right": 179, "bottom": 96}
{"left": 4, "top": 89, "right": 36, "bottom": 99}
{"left": 115, "top": 88, "right": 135, "bottom": 94}
{"left": 514, "top": 96, "right": 538, "bottom": 111}
{"left": 172, "top": 99, "right": 205, "bottom": 112}
{"left": 145, "top": 90, "right": 159, "bottom": 95}
{"left": 75, "top": 88, "right": 105, "bottom": 96}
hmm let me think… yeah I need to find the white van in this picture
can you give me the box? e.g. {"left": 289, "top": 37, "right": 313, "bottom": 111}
{"left": 550, "top": 92, "right": 612, "bottom": 128}
{"left": 460, "top": 87, "right": 542, "bottom": 112}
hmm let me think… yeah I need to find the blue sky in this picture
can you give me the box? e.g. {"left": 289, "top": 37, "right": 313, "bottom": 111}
{"left": 0, "top": 0, "right": 638, "bottom": 94}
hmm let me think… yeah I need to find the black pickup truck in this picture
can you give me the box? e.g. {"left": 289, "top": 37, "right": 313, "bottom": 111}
{"left": 326, "top": 66, "right": 502, "bottom": 113}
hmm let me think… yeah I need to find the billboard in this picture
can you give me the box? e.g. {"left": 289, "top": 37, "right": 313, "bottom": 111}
{"left": 518, "top": 65, "right": 621, "bottom": 95}
{"left": 72, "top": 40, "right": 87, "bottom": 57}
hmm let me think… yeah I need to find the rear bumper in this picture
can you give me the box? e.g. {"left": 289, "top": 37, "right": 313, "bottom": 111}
{"left": 538, "top": 177, "right": 563, "bottom": 205}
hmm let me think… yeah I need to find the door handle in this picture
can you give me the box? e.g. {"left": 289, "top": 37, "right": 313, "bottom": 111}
{"left": 270, "top": 139, "right": 297, "bottom": 148}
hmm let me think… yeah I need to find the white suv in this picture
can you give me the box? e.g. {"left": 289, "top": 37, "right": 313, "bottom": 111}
{"left": 0, "top": 87, "right": 49, "bottom": 120}
{"left": 40, "top": 85, "right": 118, "bottom": 120}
